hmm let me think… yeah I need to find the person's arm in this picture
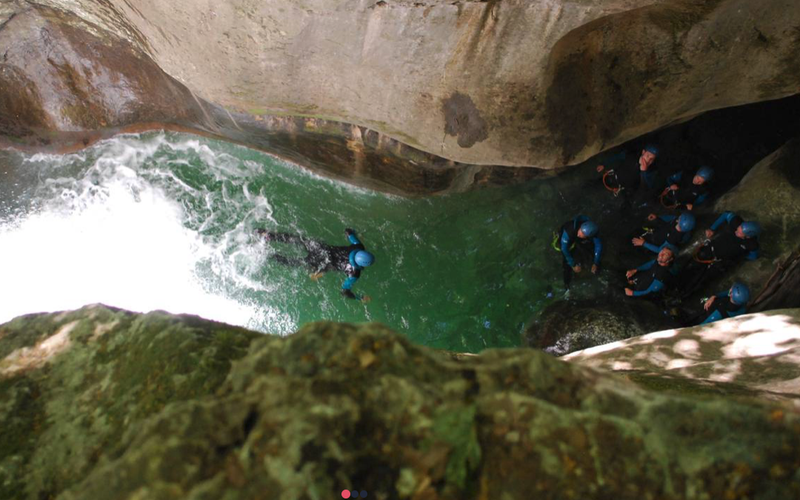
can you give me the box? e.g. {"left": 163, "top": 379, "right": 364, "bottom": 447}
{"left": 746, "top": 247, "right": 760, "bottom": 260}
{"left": 700, "top": 310, "right": 723, "bottom": 325}
{"left": 341, "top": 275, "right": 360, "bottom": 300}
{"left": 710, "top": 212, "right": 735, "bottom": 231}
{"left": 694, "top": 192, "right": 708, "bottom": 205}
{"left": 593, "top": 237, "right": 603, "bottom": 265}
{"left": 345, "top": 228, "right": 361, "bottom": 245}
{"left": 643, "top": 241, "right": 677, "bottom": 254}
{"left": 560, "top": 231, "right": 576, "bottom": 267}
{"left": 658, "top": 215, "right": 676, "bottom": 224}
{"left": 632, "top": 278, "right": 664, "bottom": 297}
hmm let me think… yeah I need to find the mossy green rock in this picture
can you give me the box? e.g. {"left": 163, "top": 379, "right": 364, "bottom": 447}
{"left": 2, "top": 305, "right": 800, "bottom": 499}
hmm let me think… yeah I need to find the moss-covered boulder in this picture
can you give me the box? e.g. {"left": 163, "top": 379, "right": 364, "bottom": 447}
{"left": 0, "top": 305, "right": 260, "bottom": 499}
{"left": 3, "top": 305, "right": 800, "bottom": 499}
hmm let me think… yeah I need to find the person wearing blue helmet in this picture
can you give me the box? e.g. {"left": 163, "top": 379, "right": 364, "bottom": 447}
{"left": 633, "top": 212, "right": 695, "bottom": 254}
{"left": 553, "top": 215, "right": 603, "bottom": 289}
{"left": 596, "top": 144, "right": 660, "bottom": 205}
{"left": 699, "top": 282, "right": 750, "bottom": 325}
{"left": 256, "top": 227, "right": 374, "bottom": 301}
{"left": 624, "top": 247, "right": 677, "bottom": 298}
{"left": 677, "top": 212, "right": 760, "bottom": 297}
{"left": 698, "top": 211, "right": 761, "bottom": 263}
{"left": 660, "top": 165, "right": 713, "bottom": 210}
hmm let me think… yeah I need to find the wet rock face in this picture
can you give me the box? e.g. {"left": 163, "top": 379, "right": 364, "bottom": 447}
{"left": 3, "top": 306, "right": 800, "bottom": 499}
{"left": 3, "top": 0, "right": 800, "bottom": 195}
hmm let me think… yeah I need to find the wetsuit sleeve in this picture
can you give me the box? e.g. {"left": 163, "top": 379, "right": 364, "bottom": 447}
{"left": 746, "top": 247, "right": 760, "bottom": 260}
{"left": 658, "top": 215, "right": 676, "bottom": 223}
{"left": 643, "top": 241, "right": 668, "bottom": 254}
{"left": 710, "top": 212, "right": 735, "bottom": 231}
{"left": 341, "top": 276, "right": 360, "bottom": 299}
{"left": 700, "top": 310, "right": 723, "bottom": 325}
{"left": 347, "top": 233, "right": 362, "bottom": 245}
{"left": 636, "top": 259, "right": 656, "bottom": 272}
{"left": 715, "top": 291, "right": 730, "bottom": 299}
{"left": 593, "top": 237, "right": 603, "bottom": 265}
{"left": 695, "top": 192, "right": 708, "bottom": 205}
{"left": 666, "top": 171, "right": 683, "bottom": 185}
{"left": 560, "top": 231, "right": 576, "bottom": 267}
{"left": 632, "top": 278, "right": 664, "bottom": 297}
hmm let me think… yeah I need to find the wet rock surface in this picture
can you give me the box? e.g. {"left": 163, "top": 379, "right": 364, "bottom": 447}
{"left": 524, "top": 299, "right": 676, "bottom": 356}
{"left": 3, "top": 305, "right": 800, "bottom": 499}
{"left": 2, "top": 0, "right": 800, "bottom": 194}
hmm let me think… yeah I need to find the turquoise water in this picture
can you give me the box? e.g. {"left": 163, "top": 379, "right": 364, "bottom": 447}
{"left": 0, "top": 132, "right": 615, "bottom": 351}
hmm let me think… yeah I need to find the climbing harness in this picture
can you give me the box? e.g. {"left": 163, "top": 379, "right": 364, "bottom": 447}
{"left": 602, "top": 170, "right": 622, "bottom": 197}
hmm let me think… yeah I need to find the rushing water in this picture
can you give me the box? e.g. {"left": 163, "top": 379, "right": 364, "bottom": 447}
{"left": 0, "top": 132, "right": 621, "bottom": 351}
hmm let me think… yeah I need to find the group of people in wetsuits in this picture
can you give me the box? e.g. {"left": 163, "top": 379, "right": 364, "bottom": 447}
{"left": 556, "top": 145, "right": 761, "bottom": 326}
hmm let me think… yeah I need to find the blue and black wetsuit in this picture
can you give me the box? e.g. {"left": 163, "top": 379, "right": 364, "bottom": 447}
{"left": 679, "top": 212, "right": 759, "bottom": 297}
{"left": 700, "top": 291, "right": 747, "bottom": 325}
{"left": 641, "top": 215, "right": 692, "bottom": 254}
{"left": 696, "top": 212, "right": 760, "bottom": 263}
{"left": 557, "top": 216, "right": 602, "bottom": 288}
{"left": 264, "top": 231, "right": 368, "bottom": 299}
{"left": 627, "top": 259, "right": 676, "bottom": 298}
{"left": 602, "top": 151, "right": 658, "bottom": 205}
{"left": 662, "top": 171, "right": 709, "bottom": 208}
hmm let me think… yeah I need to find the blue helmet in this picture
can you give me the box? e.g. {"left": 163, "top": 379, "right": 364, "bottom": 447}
{"left": 696, "top": 166, "right": 714, "bottom": 181}
{"left": 579, "top": 221, "right": 598, "bottom": 238}
{"left": 678, "top": 212, "right": 696, "bottom": 232}
{"left": 644, "top": 144, "right": 659, "bottom": 156}
{"left": 740, "top": 221, "right": 761, "bottom": 238}
{"left": 354, "top": 250, "right": 374, "bottom": 267}
{"left": 730, "top": 282, "right": 750, "bottom": 305}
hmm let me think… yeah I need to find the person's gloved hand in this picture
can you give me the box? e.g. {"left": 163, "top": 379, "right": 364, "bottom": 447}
{"left": 255, "top": 228, "right": 266, "bottom": 235}
{"left": 345, "top": 228, "right": 355, "bottom": 236}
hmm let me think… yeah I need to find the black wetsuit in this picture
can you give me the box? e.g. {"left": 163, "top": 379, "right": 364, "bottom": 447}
{"left": 265, "top": 232, "right": 366, "bottom": 299}
{"left": 603, "top": 153, "right": 659, "bottom": 207}
{"left": 628, "top": 260, "right": 675, "bottom": 298}
{"left": 662, "top": 171, "right": 709, "bottom": 208}
{"left": 641, "top": 216, "right": 688, "bottom": 254}
{"left": 557, "top": 216, "right": 603, "bottom": 289}
{"left": 679, "top": 213, "right": 759, "bottom": 296}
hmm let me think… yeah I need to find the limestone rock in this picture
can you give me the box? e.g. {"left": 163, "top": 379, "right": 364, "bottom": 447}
{"left": 3, "top": 0, "right": 800, "bottom": 193}
{"left": 3, "top": 306, "right": 800, "bottom": 499}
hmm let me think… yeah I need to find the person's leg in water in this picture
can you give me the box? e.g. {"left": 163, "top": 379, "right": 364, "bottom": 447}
{"left": 562, "top": 255, "right": 574, "bottom": 290}
{"left": 260, "top": 231, "right": 329, "bottom": 273}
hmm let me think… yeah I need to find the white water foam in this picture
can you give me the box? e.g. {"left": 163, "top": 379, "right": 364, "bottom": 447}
{"left": 0, "top": 135, "right": 293, "bottom": 333}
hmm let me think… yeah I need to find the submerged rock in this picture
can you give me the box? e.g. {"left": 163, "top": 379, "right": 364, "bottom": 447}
{"left": 524, "top": 298, "right": 675, "bottom": 356}
{"left": 2, "top": 305, "right": 800, "bottom": 499}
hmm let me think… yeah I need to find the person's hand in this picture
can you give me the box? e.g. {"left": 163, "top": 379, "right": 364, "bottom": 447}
{"left": 704, "top": 296, "right": 716, "bottom": 311}
{"left": 596, "top": 165, "right": 605, "bottom": 173}
{"left": 361, "top": 295, "right": 372, "bottom": 304}
{"left": 626, "top": 269, "right": 637, "bottom": 279}
{"left": 647, "top": 213, "right": 657, "bottom": 221}
{"left": 591, "top": 264, "right": 598, "bottom": 274}
{"left": 686, "top": 203, "right": 693, "bottom": 211}
{"left": 632, "top": 237, "right": 645, "bottom": 247}
{"left": 624, "top": 288, "right": 634, "bottom": 297}
{"left": 345, "top": 228, "right": 355, "bottom": 236}
{"left": 255, "top": 228, "right": 266, "bottom": 235}
{"left": 705, "top": 229, "right": 714, "bottom": 238}
{"left": 572, "top": 265, "right": 581, "bottom": 273}
{"left": 309, "top": 272, "right": 325, "bottom": 281}
{"left": 670, "top": 184, "right": 679, "bottom": 191}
